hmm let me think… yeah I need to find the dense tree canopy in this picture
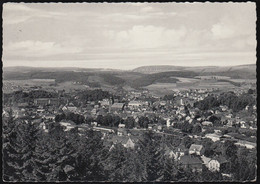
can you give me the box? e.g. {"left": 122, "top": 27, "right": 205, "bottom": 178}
{"left": 3, "top": 109, "right": 256, "bottom": 182}
{"left": 195, "top": 92, "right": 255, "bottom": 112}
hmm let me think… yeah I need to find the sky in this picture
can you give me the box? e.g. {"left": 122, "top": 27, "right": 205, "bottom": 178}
{"left": 2, "top": 2, "right": 256, "bottom": 70}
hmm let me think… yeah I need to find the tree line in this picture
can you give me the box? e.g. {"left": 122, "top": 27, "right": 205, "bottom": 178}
{"left": 55, "top": 112, "right": 166, "bottom": 129}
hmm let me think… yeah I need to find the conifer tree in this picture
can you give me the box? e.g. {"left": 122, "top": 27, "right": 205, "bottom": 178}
{"left": 119, "top": 148, "right": 147, "bottom": 182}
{"left": 74, "top": 129, "right": 106, "bottom": 181}
{"left": 33, "top": 130, "right": 54, "bottom": 181}
{"left": 3, "top": 109, "right": 21, "bottom": 181}
{"left": 138, "top": 131, "right": 163, "bottom": 181}
{"left": 3, "top": 108, "right": 39, "bottom": 182}
{"left": 103, "top": 143, "right": 126, "bottom": 181}
{"left": 47, "top": 123, "right": 77, "bottom": 181}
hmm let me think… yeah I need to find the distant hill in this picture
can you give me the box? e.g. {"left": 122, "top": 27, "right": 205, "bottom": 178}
{"left": 132, "top": 65, "right": 186, "bottom": 73}
{"left": 3, "top": 64, "right": 256, "bottom": 90}
{"left": 3, "top": 70, "right": 127, "bottom": 87}
{"left": 132, "top": 64, "right": 256, "bottom": 74}
{"left": 199, "top": 64, "right": 256, "bottom": 79}
{"left": 3, "top": 66, "right": 123, "bottom": 73}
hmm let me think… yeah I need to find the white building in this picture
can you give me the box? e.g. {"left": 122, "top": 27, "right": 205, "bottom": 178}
{"left": 205, "top": 133, "right": 221, "bottom": 142}
{"left": 118, "top": 123, "right": 126, "bottom": 128}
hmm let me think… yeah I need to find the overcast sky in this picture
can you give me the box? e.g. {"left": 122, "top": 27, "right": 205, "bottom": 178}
{"left": 3, "top": 2, "right": 256, "bottom": 69}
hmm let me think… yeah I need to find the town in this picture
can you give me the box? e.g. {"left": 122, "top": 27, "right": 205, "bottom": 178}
{"left": 3, "top": 82, "right": 257, "bottom": 181}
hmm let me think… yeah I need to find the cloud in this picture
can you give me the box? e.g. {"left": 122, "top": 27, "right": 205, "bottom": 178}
{"left": 109, "top": 25, "right": 187, "bottom": 49}
{"left": 4, "top": 40, "right": 82, "bottom": 57}
{"left": 3, "top": 3, "right": 256, "bottom": 68}
{"left": 3, "top": 3, "right": 34, "bottom": 12}
{"left": 211, "top": 10, "right": 256, "bottom": 40}
{"left": 3, "top": 3, "right": 66, "bottom": 24}
{"left": 211, "top": 23, "right": 235, "bottom": 39}
{"left": 140, "top": 6, "right": 154, "bottom": 13}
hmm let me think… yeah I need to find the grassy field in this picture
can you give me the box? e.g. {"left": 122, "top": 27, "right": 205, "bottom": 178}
{"left": 227, "top": 79, "right": 256, "bottom": 83}
{"left": 174, "top": 77, "right": 200, "bottom": 82}
{"left": 143, "top": 77, "right": 240, "bottom": 96}
{"left": 145, "top": 83, "right": 178, "bottom": 96}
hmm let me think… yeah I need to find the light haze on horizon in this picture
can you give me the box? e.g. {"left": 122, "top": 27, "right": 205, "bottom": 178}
{"left": 2, "top": 2, "right": 256, "bottom": 70}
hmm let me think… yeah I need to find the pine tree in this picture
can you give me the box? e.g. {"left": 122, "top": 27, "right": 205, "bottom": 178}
{"left": 120, "top": 149, "right": 147, "bottom": 182}
{"left": 3, "top": 109, "right": 39, "bottom": 182}
{"left": 3, "top": 109, "right": 21, "bottom": 181}
{"left": 33, "top": 131, "right": 55, "bottom": 181}
{"left": 160, "top": 157, "right": 175, "bottom": 181}
{"left": 74, "top": 129, "right": 106, "bottom": 181}
{"left": 47, "top": 123, "right": 78, "bottom": 181}
{"left": 138, "top": 131, "right": 163, "bottom": 181}
{"left": 103, "top": 143, "right": 126, "bottom": 181}
{"left": 18, "top": 121, "right": 39, "bottom": 181}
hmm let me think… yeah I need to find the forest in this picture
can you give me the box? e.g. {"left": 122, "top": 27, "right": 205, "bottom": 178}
{"left": 194, "top": 91, "right": 256, "bottom": 112}
{"left": 3, "top": 110, "right": 256, "bottom": 182}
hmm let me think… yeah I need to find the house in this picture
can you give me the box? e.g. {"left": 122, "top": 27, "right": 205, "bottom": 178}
{"left": 148, "top": 124, "right": 154, "bottom": 130}
{"left": 63, "top": 165, "right": 75, "bottom": 175}
{"left": 60, "top": 120, "right": 76, "bottom": 131}
{"left": 117, "top": 127, "right": 127, "bottom": 136}
{"left": 17, "top": 102, "right": 29, "bottom": 108}
{"left": 159, "top": 101, "right": 167, "bottom": 106}
{"left": 131, "top": 91, "right": 142, "bottom": 97}
{"left": 214, "top": 129, "right": 222, "bottom": 134}
{"left": 179, "top": 155, "right": 203, "bottom": 172}
{"left": 164, "top": 146, "right": 175, "bottom": 158}
{"left": 109, "top": 135, "right": 137, "bottom": 149}
{"left": 49, "top": 98, "right": 59, "bottom": 106}
{"left": 91, "top": 122, "right": 98, "bottom": 127}
{"left": 166, "top": 118, "right": 172, "bottom": 127}
{"left": 189, "top": 144, "right": 204, "bottom": 155}
{"left": 96, "top": 108, "right": 107, "bottom": 116}
{"left": 128, "top": 101, "right": 142, "bottom": 108}
{"left": 240, "top": 121, "right": 250, "bottom": 129}
{"left": 157, "top": 124, "right": 163, "bottom": 131}
{"left": 91, "top": 108, "right": 97, "bottom": 115}
{"left": 44, "top": 114, "right": 55, "bottom": 120}
{"left": 34, "top": 98, "right": 59, "bottom": 106}
{"left": 109, "top": 144, "right": 115, "bottom": 152}
{"left": 99, "top": 99, "right": 111, "bottom": 106}
{"left": 235, "top": 140, "right": 256, "bottom": 149}
{"left": 92, "top": 126, "right": 115, "bottom": 134}
{"left": 118, "top": 123, "right": 126, "bottom": 128}
{"left": 207, "top": 156, "right": 228, "bottom": 172}
{"left": 205, "top": 133, "right": 221, "bottom": 142}
{"left": 124, "top": 138, "right": 135, "bottom": 149}
{"left": 202, "top": 121, "right": 213, "bottom": 126}
{"left": 173, "top": 145, "right": 188, "bottom": 160}
{"left": 62, "top": 105, "right": 78, "bottom": 113}
{"left": 39, "top": 122, "right": 47, "bottom": 131}
{"left": 215, "top": 110, "right": 221, "bottom": 114}
{"left": 202, "top": 155, "right": 228, "bottom": 172}
{"left": 186, "top": 116, "right": 191, "bottom": 121}
{"left": 225, "top": 114, "right": 233, "bottom": 119}
{"left": 201, "top": 155, "right": 211, "bottom": 166}
{"left": 220, "top": 105, "right": 228, "bottom": 112}
{"left": 110, "top": 103, "right": 125, "bottom": 112}
{"left": 34, "top": 98, "right": 50, "bottom": 106}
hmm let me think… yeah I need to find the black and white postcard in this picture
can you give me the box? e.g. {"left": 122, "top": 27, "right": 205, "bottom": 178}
{"left": 2, "top": 2, "right": 257, "bottom": 182}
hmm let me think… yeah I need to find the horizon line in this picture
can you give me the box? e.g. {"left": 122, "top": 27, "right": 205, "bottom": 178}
{"left": 3, "top": 63, "right": 256, "bottom": 70}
